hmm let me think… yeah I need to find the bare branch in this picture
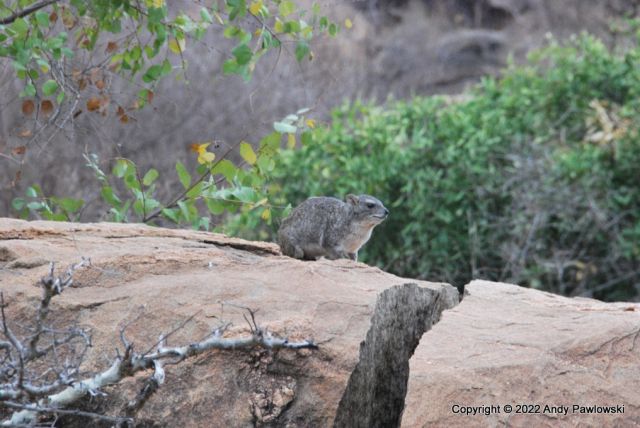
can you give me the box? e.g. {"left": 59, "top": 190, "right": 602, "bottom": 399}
{"left": 1, "top": 400, "right": 133, "bottom": 425}
{"left": 1, "top": 293, "right": 25, "bottom": 356}
{"left": 0, "top": 0, "right": 59, "bottom": 25}
{"left": 2, "top": 260, "right": 316, "bottom": 425}
{"left": 6, "top": 322, "right": 316, "bottom": 425}
{"left": 123, "top": 336, "right": 165, "bottom": 418}
{"left": 24, "top": 258, "right": 91, "bottom": 361}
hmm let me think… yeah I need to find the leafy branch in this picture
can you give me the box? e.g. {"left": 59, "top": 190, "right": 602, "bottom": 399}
{"left": 0, "top": 0, "right": 59, "bottom": 25}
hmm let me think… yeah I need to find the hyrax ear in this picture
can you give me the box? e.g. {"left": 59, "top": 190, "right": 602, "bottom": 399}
{"left": 346, "top": 194, "right": 359, "bottom": 206}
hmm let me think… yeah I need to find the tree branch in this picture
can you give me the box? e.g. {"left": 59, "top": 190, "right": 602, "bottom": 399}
{"left": 0, "top": 0, "right": 59, "bottom": 25}
{"left": 2, "top": 259, "right": 317, "bottom": 426}
{"left": 1, "top": 400, "right": 133, "bottom": 425}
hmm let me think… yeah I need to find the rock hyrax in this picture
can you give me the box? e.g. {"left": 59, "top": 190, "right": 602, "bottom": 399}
{"left": 278, "top": 194, "right": 389, "bottom": 261}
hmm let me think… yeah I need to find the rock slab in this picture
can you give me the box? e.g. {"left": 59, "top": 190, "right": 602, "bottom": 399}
{"left": 0, "top": 219, "right": 458, "bottom": 427}
{"left": 402, "top": 280, "right": 640, "bottom": 428}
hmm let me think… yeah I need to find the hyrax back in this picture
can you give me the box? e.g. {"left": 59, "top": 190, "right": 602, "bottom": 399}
{"left": 277, "top": 194, "right": 389, "bottom": 261}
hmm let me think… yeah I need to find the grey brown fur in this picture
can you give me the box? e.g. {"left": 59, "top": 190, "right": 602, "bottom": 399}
{"left": 278, "top": 194, "right": 389, "bottom": 261}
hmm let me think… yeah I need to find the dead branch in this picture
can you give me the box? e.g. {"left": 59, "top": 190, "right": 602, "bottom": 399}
{"left": 1, "top": 400, "right": 132, "bottom": 425}
{"left": 2, "top": 259, "right": 317, "bottom": 426}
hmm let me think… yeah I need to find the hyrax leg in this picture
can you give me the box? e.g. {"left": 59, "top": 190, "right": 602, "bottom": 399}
{"left": 292, "top": 244, "right": 305, "bottom": 259}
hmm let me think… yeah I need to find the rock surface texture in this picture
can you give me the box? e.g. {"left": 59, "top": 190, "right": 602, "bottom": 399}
{"left": 402, "top": 280, "right": 640, "bottom": 428}
{"left": 1, "top": 219, "right": 638, "bottom": 427}
{"left": 0, "top": 219, "right": 458, "bottom": 427}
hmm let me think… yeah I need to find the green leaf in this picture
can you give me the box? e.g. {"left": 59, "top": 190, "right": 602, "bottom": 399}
{"left": 26, "top": 186, "right": 38, "bottom": 198}
{"left": 27, "top": 201, "right": 44, "bottom": 211}
{"left": 161, "top": 58, "right": 172, "bottom": 75}
{"left": 113, "top": 159, "right": 131, "bottom": 178}
{"left": 328, "top": 22, "right": 338, "bottom": 36}
{"left": 142, "top": 64, "right": 163, "bottom": 83}
{"left": 279, "top": 1, "right": 295, "bottom": 17}
{"left": 200, "top": 7, "right": 213, "bottom": 23}
{"left": 295, "top": 41, "right": 309, "bottom": 62}
{"left": 222, "top": 59, "right": 239, "bottom": 74}
{"left": 197, "top": 216, "right": 210, "bottom": 231}
{"left": 124, "top": 172, "right": 141, "bottom": 191}
{"left": 257, "top": 155, "right": 275, "bottom": 174}
{"left": 42, "top": 80, "right": 59, "bottom": 96}
{"left": 301, "top": 131, "right": 313, "bottom": 145}
{"left": 162, "top": 207, "right": 181, "bottom": 223}
{"left": 232, "top": 44, "right": 252, "bottom": 65}
{"left": 12, "top": 197, "right": 26, "bottom": 211}
{"left": 283, "top": 20, "right": 300, "bottom": 33}
{"left": 228, "top": 0, "right": 247, "bottom": 20}
{"left": 177, "top": 200, "right": 194, "bottom": 221}
{"left": 133, "top": 199, "right": 144, "bottom": 216}
{"left": 186, "top": 182, "right": 204, "bottom": 198}
{"left": 176, "top": 161, "right": 191, "bottom": 189}
{"left": 22, "top": 83, "right": 36, "bottom": 97}
{"left": 59, "top": 198, "right": 83, "bottom": 213}
{"left": 239, "top": 142, "right": 257, "bottom": 165}
{"left": 43, "top": 212, "right": 68, "bottom": 221}
{"left": 274, "top": 122, "right": 297, "bottom": 133}
{"left": 35, "top": 11, "right": 50, "bottom": 27}
{"left": 259, "top": 132, "right": 282, "bottom": 152}
{"left": 232, "top": 186, "right": 256, "bottom": 202}
{"left": 206, "top": 198, "right": 225, "bottom": 215}
{"left": 211, "top": 159, "right": 237, "bottom": 183}
{"left": 143, "top": 168, "right": 159, "bottom": 186}
{"left": 101, "top": 186, "right": 121, "bottom": 207}
{"left": 10, "top": 18, "right": 29, "bottom": 36}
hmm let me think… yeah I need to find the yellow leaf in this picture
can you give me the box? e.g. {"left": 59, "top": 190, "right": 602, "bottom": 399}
{"left": 305, "top": 119, "right": 316, "bottom": 129}
{"left": 255, "top": 198, "right": 268, "bottom": 207}
{"left": 190, "top": 142, "right": 211, "bottom": 154}
{"left": 254, "top": 28, "right": 262, "bottom": 37}
{"left": 214, "top": 12, "right": 224, "bottom": 25}
{"left": 148, "top": 0, "right": 164, "bottom": 8}
{"left": 168, "top": 38, "right": 186, "bottom": 54}
{"left": 274, "top": 19, "right": 284, "bottom": 33}
{"left": 239, "top": 142, "right": 257, "bottom": 165}
{"left": 249, "top": 0, "right": 263, "bottom": 15}
{"left": 287, "top": 133, "right": 296, "bottom": 149}
{"left": 198, "top": 151, "right": 216, "bottom": 164}
{"left": 345, "top": 18, "right": 353, "bottom": 29}
{"left": 261, "top": 208, "right": 271, "bottom": 221}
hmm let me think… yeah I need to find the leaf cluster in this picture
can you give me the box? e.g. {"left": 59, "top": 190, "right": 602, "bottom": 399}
{"left": 0, "top": 0, "right": 339, "bottom": 110}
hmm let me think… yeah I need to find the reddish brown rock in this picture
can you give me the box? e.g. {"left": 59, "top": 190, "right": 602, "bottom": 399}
{"left": 402, "top": 280, "right": 640, "bottom": 428}
{"left": 0, "top": 219, "right": 457, "bottom": 427}
{"left": 4, "top": 219, "right": 637, "bottom": 427}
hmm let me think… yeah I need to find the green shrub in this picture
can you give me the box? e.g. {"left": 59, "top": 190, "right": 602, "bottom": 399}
{"left": 228, "top": 33, "right": 640, "bottom": 301}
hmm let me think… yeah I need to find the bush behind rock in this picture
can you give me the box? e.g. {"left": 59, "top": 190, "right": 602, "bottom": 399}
{"left": 228, "top": 33, "right": 640, "bottom": 301}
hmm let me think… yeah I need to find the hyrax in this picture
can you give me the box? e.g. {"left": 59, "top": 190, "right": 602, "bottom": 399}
{"left": 277, "top": 194, "right": 389, "bottom": 261}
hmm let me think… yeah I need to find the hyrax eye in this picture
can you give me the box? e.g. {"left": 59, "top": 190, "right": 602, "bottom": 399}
{"left": 366, "top": 203, "right": 375, "bottom": 209}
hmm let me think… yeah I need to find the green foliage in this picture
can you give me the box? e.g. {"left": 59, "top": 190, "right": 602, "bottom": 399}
{"left": 0, "top": 0, "right": 339, "bottom": 104}
{"left": 230, "top": 33, "right": 640, "bottom": 301}
{"left": 13, "top": 185, "right": 83, "bottom": 221}
{"left": 16, "top": 128, "right": 293, "bottom": 229}
{"left": 15, "top": 107, "right": 317, "bottom": 230}
{"left": 5, "top": 0, "right": 338, "bottom": 229}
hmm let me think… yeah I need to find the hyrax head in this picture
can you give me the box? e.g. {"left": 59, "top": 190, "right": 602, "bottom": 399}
{"left": 346, "top": 194, "right": 390, "bottom": 225}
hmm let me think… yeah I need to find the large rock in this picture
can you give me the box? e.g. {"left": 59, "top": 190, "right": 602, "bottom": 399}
{"left": 2, "top": 219, "right": 638, "bottom": 427}
{"left": 402, "top": 280, "right": 640, "bottom": 427}
{"left": 0, "top": 219, "right": 458, "bottom": 426}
